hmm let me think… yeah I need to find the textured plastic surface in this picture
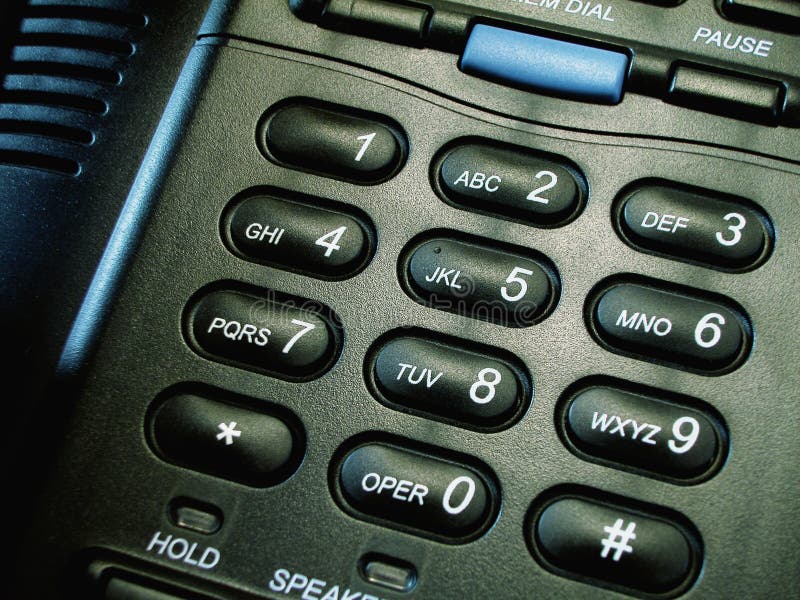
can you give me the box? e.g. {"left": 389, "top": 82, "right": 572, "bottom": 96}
{"left": 461, "top": 25, "right": 629, "bottom": 104}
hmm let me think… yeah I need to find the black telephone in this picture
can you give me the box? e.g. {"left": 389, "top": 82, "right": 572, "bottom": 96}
{"left": 4, "top": 0, "right": 799, "bottom": 597}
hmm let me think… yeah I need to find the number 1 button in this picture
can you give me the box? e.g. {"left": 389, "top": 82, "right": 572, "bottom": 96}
{"left": 260, "top": 100, "right": 407, "bottom": 184}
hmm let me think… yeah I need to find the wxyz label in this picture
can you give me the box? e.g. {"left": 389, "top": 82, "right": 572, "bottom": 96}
{"left": 591, "top": 412, "right": 661, "bottom": 445}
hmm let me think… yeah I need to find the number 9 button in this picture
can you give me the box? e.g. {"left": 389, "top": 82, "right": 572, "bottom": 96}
{"left": 614, "top": 181, "right": 774, "bottom": 271}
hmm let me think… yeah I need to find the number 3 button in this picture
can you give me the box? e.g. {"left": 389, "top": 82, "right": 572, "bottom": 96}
{"left": 223, "top": 191, "right": 376, "bottom": 279}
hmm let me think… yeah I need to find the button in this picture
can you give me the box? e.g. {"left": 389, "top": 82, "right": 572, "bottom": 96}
{"left": 369, "top": 331, "right": 531, "bottom": 429}
{"left": 561, "top": 381, "right": 727, "bottom": 481}
{"left": 401, "top": 234, "right": 559, "bottom": 327}
{"left": 105, "top": 577, "right": 194, "bottom": 600}
{"left": 615, "top": 182, "right": 773, "bottom": 271}
{"left": 185, "top": 287, "right": 342, "bottom": 380}
{"left": 434, "top": 142, "right": 587, "bottom": 227}
{"left": 336, "top": 441, "right": 498, "bottom": 540}
{"left": 720, "top": 0, "right": 800, "bottom": 34}
{"left": 150, "top": 392, "right": 304, "bottom": 486}
{"left": 360, "top": 554, "right": 418, "bottom": 593}
{"left": 460, "top": 25, "right": 629, "bottom": 104}
{"left": 168, "top": 498, "right": 223, "bottom": 534}
{"left": 321, "top": 0, "right": 431, "bottom": 46}
{"left": 667, "top": 64, "right": 784, "bottom": 125}
{"left": 589, "top": 279, "right": 751, "bottom": 373}
{"left": 224, "top": 192, "right": 375, "bottom": 279}
{"left": 260, "top": 100, "right": 407, "bottom": 184}
{"left": 529, "top": 493, "right": 701, "bottom": 595}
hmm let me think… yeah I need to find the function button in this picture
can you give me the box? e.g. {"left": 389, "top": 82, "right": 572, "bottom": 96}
{"left": 720, "top": 0, "right": 800, "bottom": 34}
{"left": 667, "top": 64, "right": 784, "bottom": 125}
{"left": 561, "top": 382, "right": 727, "bottom": 481}
{"left": 336, "top": 442, "right": 497, "bottom": 541}
{"left": 150, "top": 392, "right": 304, "bottom": 486}
{"left": 615, "top": 182, "right": 773, "bottom": 271}
{"left": 260, "top": 100, "right": 407, "bottom": 184}
{"left": 320, "top": 0, "right": 431, "bottom": 46}
{"left": 168, "top": 498, "right": 223, "bottom": 534}
{"left": 224, "top": 192, "right": 375, "bottom": 279}
{"left": 401, "top": 234, "right": 559, "bottom": 327}
{"left": 434, "top": 142, "right": 587, "bottom": 227}
{"left": 369, "top": 332, "right": 531, "bottom": 429}
{"left": 589, "top": 279, "right": 751, "bottom": 374}
{"left": 460, "top": 25, "right": 629, "bottom": 104}
{"left": 529, "top": 493, "right": 701, "bottom": 595}
{"left": 360, "top": 554, "right": 418, "bottom": 593}
{"left": 186, "top": 288, "right": 341, "bottom": 381}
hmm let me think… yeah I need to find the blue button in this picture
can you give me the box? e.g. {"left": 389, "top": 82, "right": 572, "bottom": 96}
{"left": 461, "top": 25, "right": 629, "bottom": 104}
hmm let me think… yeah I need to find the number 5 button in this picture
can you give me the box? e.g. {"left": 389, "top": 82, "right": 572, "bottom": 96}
{"left": 588, "top": 277, "right": 752, "bottom": 374}
{"left": 260, "top": 100, "right": 407, "bottom": 184}
{"left": 401, "top": 232, "right": 560, "bottom": 327}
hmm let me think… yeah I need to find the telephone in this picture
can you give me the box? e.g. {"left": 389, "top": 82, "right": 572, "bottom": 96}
{"left": 4, "top": 0, "right": 799, "bottom": 597}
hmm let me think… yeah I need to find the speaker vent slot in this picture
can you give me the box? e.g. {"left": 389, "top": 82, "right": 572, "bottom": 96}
{"left": 0, "top": 1, "right": 148, "bottom": 175}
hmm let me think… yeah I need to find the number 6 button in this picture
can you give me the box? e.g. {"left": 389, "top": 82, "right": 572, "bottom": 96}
{"left": 588, "top": 277, "right": 752, "bottom": 374}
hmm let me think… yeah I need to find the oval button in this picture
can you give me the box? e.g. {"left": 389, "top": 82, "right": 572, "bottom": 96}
{"left": 530, "top": 492, "right": 701, "bottom": 595}
{"left": 616, "top": 182, "right": 773, "bottom": 271}
{"left": 336, "top": 442, "right": 498, "bottom": 541}
{"left": 150, "top": 391, "right": 304, "bottom": 486}
{"left": 260, "top": 100, "right": 407, "bottom": 184}
{"left": 589, "top": 279, "right": 751, "bottom": 373}
{"left": 402, "top": 234, "right": 559, "bottom": 327}
{"left": 224, "top": 192, "right": 375, "bottom": 279}
{"left": 369, "top": 332, "right": 531, "bottom": 429}
{"left": 435, "top": 141, "right": 587, "bottom": 226}
{"left": 561, "top": 381, "right": 727, "bottom": 481}
{"left": 185, "top": 287, "right": 342, "bottom": 380}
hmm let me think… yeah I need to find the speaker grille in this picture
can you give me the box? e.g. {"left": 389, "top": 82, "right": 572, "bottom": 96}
{"left": 0, "top": 1, "right": 147, "bottom": 175}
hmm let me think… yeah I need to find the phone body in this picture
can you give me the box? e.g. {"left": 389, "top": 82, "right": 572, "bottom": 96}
{"left": 5, "top": 0, "right": 800, "bottom": 598}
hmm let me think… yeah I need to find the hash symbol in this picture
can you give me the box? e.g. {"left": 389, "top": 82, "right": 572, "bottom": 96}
{"left": 600, "top": 518, "right": 637, "bottom": 562}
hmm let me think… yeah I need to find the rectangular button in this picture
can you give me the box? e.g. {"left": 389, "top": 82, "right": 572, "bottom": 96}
{"left": 460, "top": 25, "right": 629, "bottom": 104}
{"left": 721, "top": 0, "right": 800, "bottom": 33}
{"left": 667, "top": 64, "right": 784, "bottom": 125}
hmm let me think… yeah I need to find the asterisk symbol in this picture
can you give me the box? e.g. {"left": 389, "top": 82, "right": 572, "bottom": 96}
{"left": 216, "top": 421, "right": 241, "bottom": 446}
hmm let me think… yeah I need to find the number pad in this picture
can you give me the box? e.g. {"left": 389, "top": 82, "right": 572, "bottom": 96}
{"left": 224, "top": 191, "right": 375, "bottom": 279}
{"left": 560, "top": 380, "right": 727, "bottom": 482}
{"left": 367, "top": 330, "right": 532, "bottom": 430}
{"left": 433, "top": 141, "right": 587, "bottom": 227}
{"left": 259, "top": 100, "right": 407, "bottom": 184}
{"left": 588, "top": 278, "right": 752, "bottom": 373}
{"left": 615, "top": 181, "right": 774, "bottom": 271}
{"left": 335, "top": 440, "right": 498, "bottom": 541}
{"left": 185, "top": 286, "right": 342, "bottom": 381}
{"left": 401, "top": 233, "right": 560, "bottom": 327}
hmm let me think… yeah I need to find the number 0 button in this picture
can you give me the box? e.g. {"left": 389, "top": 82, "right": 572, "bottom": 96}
{"left": 588, "top": 278, "right": 752, "bottom": 374}
{"left": 260, "top": 100, "right": 407, "bottom": 184}
{"left": 335, "top": 441, "right": 499, "bottom": 542}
